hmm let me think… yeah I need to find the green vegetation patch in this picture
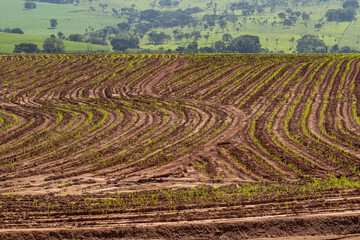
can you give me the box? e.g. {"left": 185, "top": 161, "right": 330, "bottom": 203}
{"left": 0, "top": 32, "right": 109, "bottom": 53}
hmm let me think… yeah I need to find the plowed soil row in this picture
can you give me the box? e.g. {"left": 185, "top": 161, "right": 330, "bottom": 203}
{"left": 1, "top": 54, "right": 360, "bottom": 239}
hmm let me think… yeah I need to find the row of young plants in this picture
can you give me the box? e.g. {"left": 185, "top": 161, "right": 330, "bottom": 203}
{"left": 1, "top": 175, "right": 359, "bottom": 220}
{"left": 3, "top": 54, "right": 360, "bottom": 188}
{"left": 0, "top": 54, "right": 180, "bottom": 172}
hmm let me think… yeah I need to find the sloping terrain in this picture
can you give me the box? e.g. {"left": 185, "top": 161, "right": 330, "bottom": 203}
{"left": 1, "top": 54, "right": 360, "bottom": 239}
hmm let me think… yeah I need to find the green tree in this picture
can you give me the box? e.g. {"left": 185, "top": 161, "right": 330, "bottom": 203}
{"left": 203, "top": 34, "right": 210, "bottom": 43}
{"left": 314, "top": 23, "right": 322, "bottom": 29}
{"left": 13, "top": 43, "right": 40, "bottom": 53}
{"left": 222, "top": 33, "right": 233, "bottom": 43}
{"left": 57, "top": 32, "right": 65, "bottom": 39}
{"left": 10, "top": 28, "right": 24, "bottom": 34}
{"left": 289, "top": 37, "right": 295, "bottom": 49}
{"left": 187, "top": 41, "right": 198, "bottom": 52}
{"left": 43, "top": 38, "right": 65, "bottom": 53}
{"left": 88, "top": 38, "right": 107, "bottom": 45}
{"left": 218, "top": 19, "right": 227, "bottom": 32}
{"left": 50, "top": 19, "right": 58, "bottom": 29}
{"left": 159, "top": 0, "right": 179, "bottom": 7}
{"left": 325, "top": 9, "right": 356, "bottom": 22}
{"left": 283, "top": 19, "right": 293, "bottom": 26}
{"left": 343, "top": 0, "right": 359, "bottom": 9}
{"left": 191, "top": 31, "right": 202, "bottom": 41}
{"left": 230, "top": 35, "right": 261, "bottom": 53}
{"left": 24, "top": 1, "right": 36, "bottom": 10}
{"left": 117, "top": 22, "right": 130, "bottom": 32}
{"left": 339, "top": 46, "right": 352, "bottom": 53}
{"left": 110, "top": 35, "right": 139, "bottom": 52}
{"left": 140, "top": 9, "right": 162, "bottom": 22}
{"left": 294, "top": 11, "right": 301, "bottom": 17}
{"left": 203, "top": 14, "right": 218, "bottom": 27}
{"left": 278, "top": 12, "right": 286, "bottom": 21}
{"left": 302, "top": 12, "right": 310, "bottom": 22}
{"left": 296, "top": 35, "right": 327, "bottom": 53}
{"left": 214, "top": 41, "right": 226, "bottom": 52}
{"left": 68, "top": 34, "right": 84, "bottom": 42}
{"left": 330, "top": 44, "right": 339, "bottom": 53}
{"left": 148, "top": 31, "right": 169, "bottom": 44}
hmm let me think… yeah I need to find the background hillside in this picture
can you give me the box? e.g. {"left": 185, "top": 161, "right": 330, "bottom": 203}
{"left": 1, "top": 0, "right": 360, "bottom": 53}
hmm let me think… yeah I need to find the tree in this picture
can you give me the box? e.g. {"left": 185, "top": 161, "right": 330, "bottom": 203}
{"left": 289, "top": 37, "right": 295, "bottom": 49}
{"left": 314, "top": 23, "right": 322, "bottom": 29}
{"left": 325, "top": 9, "right": 356, "bottom": 22}
{"left": 13, "top": 43, "right": 40, "bottom": 53}
{"left": 117, "top": 22, "right": 130, "bottom": 32}
{"left": 296, "top": 35, "right": 327, "bottom": 53}
{"left": 134, "top": 23, "right": 152, "bottom": 36}
{"left": 257, "top": 6, "right": 264, "bottom": 14}
{"left": 159, "top": 0, "right": 179, "bottom": 7}
{"left": 278, "top": 12, "right": 286, "bottom": 21}
{"left": 175, "top": 46, "right": 186, "bottom": 53}
{"left": 148, "top": 31, "right": 169, "bottom": 44}
{"left": 10, "top": 28, "right": 24, "bottom": 34}
{"left": 175, "top": 32, "right": 184, "bottom": 43}
{"left": 99, "top": 3, "right": 108, "bottom": 11}
{"left": 57, "top": 32, "right": 65, "bottom": 39}
{"left": 88, "top": 38, "right": 107, "bottom": 45}
{"left": 289, "top": 16, "right": 297, "bottom": 24}
{"left": 339, "top": 46, "right": 352, "bottom": 53}
{"left": 218, "top": 19, "right": 227, "bottom": 32}
{"left": 302, "top": 12, "right": 310, "bottom": 22}
{"left": 184, "top": 33, "right": 191, "bottom": 42}
{"left": 187, "top": 41, "right": 198, "bottom": 52}
{"left": 43, "top": 38, "right": 65, "bottom": 53}
{"left": 69, "top": 34, "right": 84, "bottom": 42}
{"left": 343, "top": 0, "right": 359, "bottom": 9}
{"left": 199, "top": 46, "right": 214, "bottom": 53}
{"left": 294, "top": 11, "right": 301, "bottom": 18}
{"left": 214, "top": 41, "right": 226, "bottom": 52}
{"left": 203, "top": 14, "right": 218, "bottom": 27}
{"left": 283, "top": 19, "right": 294, "bottom": 26}
{"left": 112, "top": 8, "right": 119, "bottom": 16}
{"left": 110, "top": 35, "right": 139, "bottom": 52}
{"left": 24, "top": 1, "right": 36, "bottom": 10}
{"left": 230, "top": 35, "right": 261, "bottom": 53}
{"left": 191, "top": 31, "right": 202, "bottom": 41}
{"left": 50, "top": 19, "right": 58, "bottom": 29}
{"left": 330, "top": 44, "right": 357, "bottom": 53}
{"left": 330, "top": 44, "right": 339, "bottom": 53}
{"left": 222, "top": 33, "right": 233, "bottom": 43}
{"left": 204, "top": 34, "right": 210, "bottom": 43}
{"left": 140, "top": 9, "right": 162, "bottom": 22}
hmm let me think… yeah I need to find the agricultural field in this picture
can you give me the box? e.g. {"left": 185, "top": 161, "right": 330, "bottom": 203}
{"left": 1, "top": 53, "right": 360, "bottom": 239}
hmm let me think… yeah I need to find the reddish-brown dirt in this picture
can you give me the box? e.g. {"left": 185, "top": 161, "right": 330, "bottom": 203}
{"left": 1, "top": 54, "right": 360, "bottom": 239}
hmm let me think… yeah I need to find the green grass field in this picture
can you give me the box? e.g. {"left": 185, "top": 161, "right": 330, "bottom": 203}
{"left": 0, "top": 32, "right": 109, "bottom": 53}
{"left": 0, "top": 0, "right": 121, "bottom": 37}
{"left": 1, "top": 0, "right": 360, "bottom": 53}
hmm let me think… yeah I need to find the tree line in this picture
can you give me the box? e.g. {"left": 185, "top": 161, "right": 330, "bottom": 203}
{"left": 13, "top": 37, "right": 65, "bottom": 53}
